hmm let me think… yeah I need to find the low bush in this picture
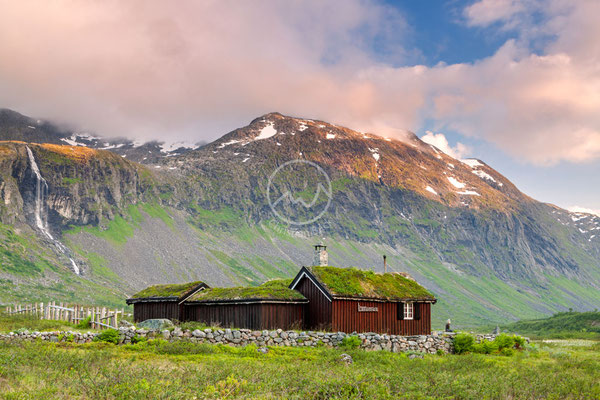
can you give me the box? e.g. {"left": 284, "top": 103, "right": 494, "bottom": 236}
{"left": 453, "top": 333, "right": 475, "bottom": 354}
{"left": 340, "top": 335, "right": 362, "bottom": 350}
{"left": 494, "top": 334, "right": 515, "bottom": 350}
{"left": 75, "top": 316, "right": 91, "bottom": 329}
{"left": 513, "top": 335, "right": 526, "bottom": 349}
{"left": 93, "top": 329, "right": 119, "bottom": 344}
{"left": 472, "top": 340, "right": 498, "bottom": 354}
{"left": 130, "top": 334, "right": 147, "bottom": 344}
{"left": 454, "top": 333, "right": 526, "bottom": 355}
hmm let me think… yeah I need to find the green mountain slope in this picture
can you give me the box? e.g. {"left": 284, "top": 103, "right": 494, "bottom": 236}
{"left": 0, "top": 111, "right": 599, "bottom": 328}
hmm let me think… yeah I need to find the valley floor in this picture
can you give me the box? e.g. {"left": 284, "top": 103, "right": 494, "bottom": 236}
{"left": 0, "top": 339, "right": 599, "bottom": 399}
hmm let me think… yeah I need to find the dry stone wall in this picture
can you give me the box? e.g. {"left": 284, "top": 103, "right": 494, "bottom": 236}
{"left": 0, "top": 327, "right": 469, "bottom": 354}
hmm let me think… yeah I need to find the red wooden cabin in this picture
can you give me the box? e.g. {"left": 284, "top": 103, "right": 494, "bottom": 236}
{"left": 126, "top": 281, "right": 209, "bottom": 322}
{"left": 183, "top": 281, "right": 307, "bottom": 330}
{"left": 289, "top": 265, "right": 436, "bottom": 335}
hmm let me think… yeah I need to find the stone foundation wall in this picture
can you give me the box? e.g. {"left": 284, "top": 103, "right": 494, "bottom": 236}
{"left": 0, "top": 327, "right": 466, "bottom": 354}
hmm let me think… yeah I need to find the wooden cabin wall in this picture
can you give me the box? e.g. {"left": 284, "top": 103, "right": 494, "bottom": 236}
{"left": 294, "top": 277, "right": 332, "bottom": 330}
{"left": 332, "top": 300, "right": 431, "bottom": 335}
{"left": 184, "top": 303, "right": 304, "bottom": 330}
{"left": 133, "top": 302, "right": 180, "bottom": 322}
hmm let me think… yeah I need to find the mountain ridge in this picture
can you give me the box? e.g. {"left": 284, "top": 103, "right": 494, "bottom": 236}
{"left": 0, "top": 108, "right": 599, "bottom": 327}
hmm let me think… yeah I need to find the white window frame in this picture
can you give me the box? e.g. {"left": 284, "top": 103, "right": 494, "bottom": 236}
{"left": 404, "top": 302, "right": 414, "bottom": 320}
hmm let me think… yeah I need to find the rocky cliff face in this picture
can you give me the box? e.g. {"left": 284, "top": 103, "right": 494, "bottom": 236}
{"left": 1, "top": 110, "right": 599, "bottom": 327}
{"left": 0, "top": 142, "right": 155, "bottom": 229}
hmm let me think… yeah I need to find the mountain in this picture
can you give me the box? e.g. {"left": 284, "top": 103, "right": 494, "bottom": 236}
{"left": 0, "top": 109, "right": 206, "bottom": 163}
{"left": 0, "top": 109, "right": 599, "bottom": 327}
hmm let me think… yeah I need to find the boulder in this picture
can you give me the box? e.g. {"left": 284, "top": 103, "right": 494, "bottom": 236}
{"left": 339, "top": 353, "right": 353, "bottom": 365}
{"left": 136, "top": 319, "right": 174, "bottom": 331}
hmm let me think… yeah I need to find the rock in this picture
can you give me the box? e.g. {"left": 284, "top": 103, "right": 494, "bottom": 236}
{"left": 192, "top": 329, "right": 205, "bottom": 338}
{"left": 161, "top": 330, "right": 171, "bottom": 339}
{"left": 119, "top": 320, "right": 134, "bottom": 328}
{"left": 257, "top": 347, "right": 269, "bottom": 354}
{"left": 339, "top": 353, "right": 353, "bottom": 365}
{"left": 137, "top": 319, "right": 174, "bottom": 331}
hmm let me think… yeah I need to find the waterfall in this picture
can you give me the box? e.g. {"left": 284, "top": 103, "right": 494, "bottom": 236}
{"left": 26, "top": 146, "right": 80, "bottom": 275}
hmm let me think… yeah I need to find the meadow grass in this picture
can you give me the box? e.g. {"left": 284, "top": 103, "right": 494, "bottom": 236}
{"left": 0, "top": 338, "right": 598, "bottom": 399}
{"left": 0, "top": 313, "right": 76, "bottom": 333}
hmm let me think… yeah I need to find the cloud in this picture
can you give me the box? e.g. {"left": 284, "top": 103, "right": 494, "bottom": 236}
{"left": 420, "top": 131, "right": 470, "bottom": 159}
{"left": 0, "top": 0, "right": 599, "bottom": 166}
{"left": 464, "top": 0, "right": 529, "bottom": 27}
{"left": 567, "top": 206, "right": 600, "bottom": 217}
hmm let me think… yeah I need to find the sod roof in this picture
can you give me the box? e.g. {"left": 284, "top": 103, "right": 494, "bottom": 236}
{"left": 128, "top": 281, "right": 208, "bottom": 301}
{"left": 187, "top": 279, "right": 306, "bottom": 303}
{"left": 308, "top": 266, "right": 435, "bottom": 301}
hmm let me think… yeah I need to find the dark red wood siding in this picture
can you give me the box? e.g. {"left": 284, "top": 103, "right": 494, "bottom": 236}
{"left": 294, "top": 276, "right": 332, "bottom": 330}
{"left": 332, "top": 300, "right": 431, "bottom": 335}
{"left": 184, "top": 303, "right": 304, "bottom": 330}
{"left": 133, "top": 301, "right": 181, "bottom": 322}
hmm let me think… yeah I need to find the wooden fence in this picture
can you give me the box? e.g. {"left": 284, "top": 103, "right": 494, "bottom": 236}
{"left": 4, "top": 302, "right": 126, "bottom": 330}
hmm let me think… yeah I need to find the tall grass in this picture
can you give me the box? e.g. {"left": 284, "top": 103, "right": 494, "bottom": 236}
{"left": 0, "top": 339, "right": 599, "bottom": 398}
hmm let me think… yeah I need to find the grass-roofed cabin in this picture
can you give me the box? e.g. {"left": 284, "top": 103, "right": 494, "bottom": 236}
{"left": 183, "top": 280, "right": 307, "bottom": 330}
{"left": 126, "top": 281, "right": 209, "bottom": 322}
{"left": 290, "top": 266, "right": 436, "bottom": 335}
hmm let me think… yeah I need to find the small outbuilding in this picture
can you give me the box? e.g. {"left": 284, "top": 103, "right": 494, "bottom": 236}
{"left": 126, "top": 281, "right": 209, "bottom": 322}
{"left": 183, "top": 280, "right": 307, "bottom": 330}
{"left": 289, "top": 264, "right": 436, "bottom": 335}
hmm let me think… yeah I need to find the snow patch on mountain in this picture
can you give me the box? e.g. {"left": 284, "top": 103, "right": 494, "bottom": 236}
{"left": 462, "top": 159, "right": 483, "bottom": 168}
{"left": 472, "top": 169, "right": 496, "bottom": 183}
{"left": 218, "top": 139, "right": 242, "bottom": 148}
{"left": 425, "top": 186, "right": 438, "bottom": 195}
{"left": 254, "top": 123, "right": 278, "bottom": 141}
{"left": 447, "top": 176, "right": 465, "bottom": 189}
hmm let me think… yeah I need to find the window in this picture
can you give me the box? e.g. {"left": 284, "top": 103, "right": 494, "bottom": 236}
{"left": 404, "top": 302, "right": 414, "bottom": 320}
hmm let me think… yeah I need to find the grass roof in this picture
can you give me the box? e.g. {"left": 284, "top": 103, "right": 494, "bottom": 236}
{"left": 130, "top": 281, "right": 207, "bottom": 300}
{"left": 309, "top": 266, "right": 435, "bottom": 301}
{"left": 187, "top": 279, "right": 305, "bottom": 302}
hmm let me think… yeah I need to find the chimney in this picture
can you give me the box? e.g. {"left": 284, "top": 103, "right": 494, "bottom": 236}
{"left": 383, "top": 255, "right": 387, "bottom": 273}
{"left": 313, "top": 243, "right": 328, "bottom": 266}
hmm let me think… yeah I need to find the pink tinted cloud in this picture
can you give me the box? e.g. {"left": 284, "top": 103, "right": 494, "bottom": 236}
{"left": 0, "top": 0, "right": 599, "bottom": 165}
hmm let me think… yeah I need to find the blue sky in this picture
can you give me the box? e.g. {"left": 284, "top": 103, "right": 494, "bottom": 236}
{"left": 377, "top": 0, "right": 599, "bottom": 213}
{"left": 0, "top": 0, "right": 598, "bottom": 213}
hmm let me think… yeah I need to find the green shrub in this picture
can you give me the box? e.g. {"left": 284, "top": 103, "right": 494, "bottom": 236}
{"left": 340, "top": 335, "right": 362, "bottom": 350}
{"left": 513, "top": 335, "right": 526, "bottom": 349}
{"left": 472, "top": 340, "right": 498, "bottom": 354}
{"left": 453, "top": 333, "right": 475, "bottom": 354}
{"left": 75, "top": 316, "right": 91, "bottom": 329}
{"left": 494, "top": 334, "right": 515, "bottom": 350}
{"left": 93, "top": 329, "right": 119, "bottom": 344}
{"left": 131, "top": 334, "right": 147, "bottom": 344}
{"left": 501, "top": 347, "right": 515, "bottom": 356}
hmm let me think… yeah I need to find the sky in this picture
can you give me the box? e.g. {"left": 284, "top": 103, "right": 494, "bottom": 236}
{"left": 0, "top": 0, "right": 599, "bottom": 213}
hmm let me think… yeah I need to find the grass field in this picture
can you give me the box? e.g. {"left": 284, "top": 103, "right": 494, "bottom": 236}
{"left": 1, "top": 313, "right": 600, "bottom": 399}
{"left": 499, "top": 311, "right": 600, "bottom": 340}
{"left": 0, "top": 336, "right": 599, "bottom": 399}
